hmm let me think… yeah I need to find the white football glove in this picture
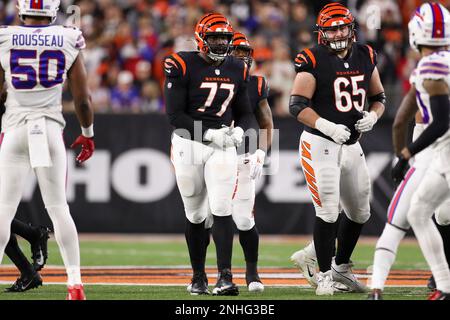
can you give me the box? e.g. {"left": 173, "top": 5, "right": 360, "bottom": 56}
{"left": 315, "top": 117, "right": 350, "bottom": 145}
{"left": 203, "top": 127, "right": 235, "bottom": 148}
{"left": 355, "top": 111, "right": 378, "bottom": 133}
{"left": 229, "top": 126, "right": 244, "bottom": 147}
{"left": 248, "top": 149, "right": 265, "bottom": 180}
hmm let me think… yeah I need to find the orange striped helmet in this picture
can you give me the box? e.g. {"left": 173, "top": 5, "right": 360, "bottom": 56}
{"left": 316, "top": 3, "right": 355, "bottom": 52}
{"left": 194, "top": 13, "right": 234, "bottom": 62}
{"left": 231, "top": 32, "right": 254, "bottom": 68}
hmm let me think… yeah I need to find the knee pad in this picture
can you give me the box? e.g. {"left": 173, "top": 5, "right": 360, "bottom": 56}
{"left": 204, "top": 214, "right": 213, "bottom": 229}
{"left": 233, "top": 215, "right": 255, "bottom": 231}
{"left": 186, "top": 211, "right": 207, "bottom": 224}
{"left": 176, "top": 174, "right": 203, "bottom": 197}
{"left": 435, "top": 209, "right": 450, "bottom": 226}
{"left": 345, "top": 211, "right": 371, "bottom": 224}
{"left": 210, "top": 199, "right": 232, "bottom": 217}
{"left": 316, "top": 210, "right": 339, "bottom": 223}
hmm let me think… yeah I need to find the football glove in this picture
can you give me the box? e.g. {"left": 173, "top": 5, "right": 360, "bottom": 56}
{"left": 70, "top": 135, "right": 95, "bottom": 163}
{"left": 248, "top": 149, "right": 265, "bottom": 180}
{"left": 355, "top": 111, "right": 378, "bottom": 133}
{"left": 204, "top": 127, "right": 236, "bottom": 148}
{"left": 391, "top": 156, "right": 410, "bottom": 185}
{"left": 315, "top": 117, "right": 350, "bottom": 144}
{"left": 230, "top": 126, "right": 244, "bottom": 147}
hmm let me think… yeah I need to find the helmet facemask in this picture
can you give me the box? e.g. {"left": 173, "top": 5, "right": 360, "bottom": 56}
{"left": 319, "top": 22, "right": 355, "bottom": 52}
{"left": 231, "top": 46, "right": 254, "bottom": 68}
{"left": 203, "top": 33, "right": 233, "bottom": 62}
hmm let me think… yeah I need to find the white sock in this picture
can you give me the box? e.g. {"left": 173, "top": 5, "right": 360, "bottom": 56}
{"left": 409, "top": 206, "right": 450, "bottom": 292}
{"left": 46, "top": 204, "right": 82, "bottom": 286}
{"left": 371, "top": 224, "right": 406, "bottom": 290}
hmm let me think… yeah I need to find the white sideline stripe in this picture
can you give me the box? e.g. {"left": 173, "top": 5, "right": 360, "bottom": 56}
{"left": 0, "top": 281, "right": 426, "bottom": 288}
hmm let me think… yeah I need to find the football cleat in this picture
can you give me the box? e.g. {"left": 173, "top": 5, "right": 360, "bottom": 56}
{"left": 189, "top": 272, "right": 209, "bottom": 295}
{"left": 31, "top": 226, "right": 51, "bottom": 271}
{"left": 212, "top": 268, "right": 239, "bottom": 296}
{"left": 427, "top": 275, "right": 436, "bottom": 291}
{"left": 246, "top": 273, "right": 264, "bottom": 293}
{"left": 331, "top": 259, "right": 368, "bottom": 293}
{"left": 66, "top": 284, "right": 86, "bottom": 300}
{"left": 290, "top": 246, "right": 318, "bottom": 288}
{"left": 367, "top": 289, "right": 383, "bottom": 300}
{"left": 428, "top": 290, "right": 450, "bottom": 300}
{"left": 315, "top": 270, "right": 335, "bottom": 296}
{"left": 4, "top": 272, "right": 42, "bottom": 293}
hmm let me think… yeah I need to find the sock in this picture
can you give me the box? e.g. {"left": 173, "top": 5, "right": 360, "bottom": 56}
{"left": 435, "top": 219, "right": 450, "bottom": 267}
{"left": 410, "top": 204, "right": 450, "bottom": 292}
{"left": 205, "top": 228, "right": 211, "bottom": 251}
{"left": 313, "top": 216, "right": 338, "bottom": 272}
{"left": 371, "top": 223, "right": 406, "bottom": 290}
{"left": 239, "top": 226, "right": 259, "bottom": 276}
{"left": 212, "top": 215, "right": 234, "bottom": 271}
{"left": 4, "top": 234, "right": 35, "bottom": 276}
{"left": 335, "top": 214, "right": 364, "bottom": 265}
{"left": 46, "top": 205, "right": 82, "bottom": 286}
{"left": 185, "top": 219, "right": 207, "bottom": 274}
{"left": 10, "top": 219, "right": 39, "bottom": 243}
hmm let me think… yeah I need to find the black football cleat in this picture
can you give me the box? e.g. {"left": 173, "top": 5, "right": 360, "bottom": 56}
{"left": 427, "top": 275, "right": 436, "bottom": 291}
{"left": 4, "top": 272, "right": 42, "bottom": 293}
{"left": 189, "top": 272, "right": 210, "bottom": 295}
{"left": 428, "top": 290, "right": 450, "bottom": 300}
{"left": 212, "top": 268, "right": 239, "bottom": 296}
{"left": 31, "top": 226, "right": 51, "bottom": 271}
{"left": 367, "top": 289, "right": 383, "bottom": 300}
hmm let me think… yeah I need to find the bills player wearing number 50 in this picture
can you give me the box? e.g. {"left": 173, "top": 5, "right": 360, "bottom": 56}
{"left": 288, "top": 3, "right": 386, "bottom": 296}
{"left": 164, "top": 13, "right": 258, "bottom": 296}
{"left": 0, "top": 0, "right": 94, "bottom": 300}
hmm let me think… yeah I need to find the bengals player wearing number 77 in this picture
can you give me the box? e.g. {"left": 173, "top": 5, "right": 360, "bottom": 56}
{"left": 288, "top": 3, "right": 386, "bottom": 296}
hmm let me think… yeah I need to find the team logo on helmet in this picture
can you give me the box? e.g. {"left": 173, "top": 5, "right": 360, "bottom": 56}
{"left": 17, "top": 0, "right": 60, "bottom": 24}
{"left": 194, "top": 13, "right": 234, "bottom": 62}
{"left": 231, "top": 32, "right": 254, "bottom": 68}
{"left": 316, "top": 3, "right": 355, "bottom": 52}
{"left": 408, "top": 2, "right": 450, "bottom": 52}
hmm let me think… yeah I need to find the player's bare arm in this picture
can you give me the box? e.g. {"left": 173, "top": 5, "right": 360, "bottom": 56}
{"left": 402, "top": 79, "right": 450, "bottom": 159}
{"left": 68, "top": 52, "right": 95, "bottom": 163}
{"left": 255, "top": 99, "right": 273, "bottom": 151}
{"left": 392, "top": 86, "right": 418, "bottom": 155}
{"left": 68, "top": 53, "right": 93, "bottom": 128}
{"left": 367, "top": 67, "right": 385, "bottom": 118}
{"left": 290, "top": 72, "right": 318, "bottom": 127}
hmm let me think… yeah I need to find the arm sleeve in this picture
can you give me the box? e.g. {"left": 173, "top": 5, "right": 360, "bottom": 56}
{"left": 407, "top": 94, "right": 449, "bottom": 156}
{"left": 232, "top": 81, "right": 259, "bottom": 131}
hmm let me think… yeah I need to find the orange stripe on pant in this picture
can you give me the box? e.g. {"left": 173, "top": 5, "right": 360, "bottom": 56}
{"left": 300, "top": 145, "right": 322, "bottom": 207}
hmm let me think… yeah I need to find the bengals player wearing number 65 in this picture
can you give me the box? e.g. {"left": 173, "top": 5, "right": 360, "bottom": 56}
{"left": 288, "top": 3, "right": 386, "bottom": 295}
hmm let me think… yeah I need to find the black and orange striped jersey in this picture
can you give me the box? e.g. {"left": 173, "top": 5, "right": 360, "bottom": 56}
{"left": 248, "top": 75, "right": 269, "bottom": 113}
{"left": 164, "top": 51, "right": 255, "bottom": 140}
{"left": 294, "top": 43, "right": 377, "bottom": 145}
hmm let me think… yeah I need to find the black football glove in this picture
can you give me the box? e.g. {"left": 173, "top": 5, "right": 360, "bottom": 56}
{"left": 391, "top": 156, "right": 410, "bottom": 185}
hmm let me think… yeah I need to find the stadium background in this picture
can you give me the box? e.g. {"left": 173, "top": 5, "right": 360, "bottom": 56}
{"left": 1, "top": 0, "right": 447, "bottom": 235}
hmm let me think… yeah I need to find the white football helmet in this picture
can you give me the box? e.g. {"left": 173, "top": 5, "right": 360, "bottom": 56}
{"left": 408, "top": 2, "right": 450, "bottom": 52}
{"left": 17, "top": 0, "right": 60, "bottom": 23}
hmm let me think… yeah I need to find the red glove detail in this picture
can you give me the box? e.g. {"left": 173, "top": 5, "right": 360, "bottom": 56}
{"left": 70, "top": 135, "right": 95, "bottom": 163}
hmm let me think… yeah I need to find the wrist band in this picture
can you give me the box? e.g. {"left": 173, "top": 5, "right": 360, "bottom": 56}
{"left": 81, "top": 124, "right": 94, "bottom": 138}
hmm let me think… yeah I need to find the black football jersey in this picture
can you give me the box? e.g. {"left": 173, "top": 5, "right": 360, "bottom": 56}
{"left": 164, "top": 51, "right": 250, "bottom": 136}
{"left": 248, "top": 75, "right": 269, "bottom": 113}
{"left": 294, "top": 43, "right": 377, "bottom": 144}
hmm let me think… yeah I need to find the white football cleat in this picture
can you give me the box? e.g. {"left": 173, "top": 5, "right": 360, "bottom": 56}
{"left": 331, "top": 259, "right": 368, "bottom": 293}
{"left": 248, "top": 281, "right": 264, "bottom": 293}
{"left": 290, "top": 246, "right": 318, "bottom": 288}
{"left": 186, "top": 283, "right": 192, "bottom": 292}
{"left": 315, "top": 270, "right": 334, "bottom": 296}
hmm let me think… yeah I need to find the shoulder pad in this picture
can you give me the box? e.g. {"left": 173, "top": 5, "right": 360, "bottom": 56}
{"left": 361, "top": 44, "right": 377, "bottom": 66}
{"left": 294, "top": 48, "right": 317, "bottom": 73}
{"left": 417, "top": 52, "right": 450, "bottom": 81}
{"left": 164, "top": 53, "right": 187, "bottom": 78}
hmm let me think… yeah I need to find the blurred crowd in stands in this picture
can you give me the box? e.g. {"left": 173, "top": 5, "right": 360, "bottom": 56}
{"left": 1, "top": 0, "right": 450, "bottom": 117}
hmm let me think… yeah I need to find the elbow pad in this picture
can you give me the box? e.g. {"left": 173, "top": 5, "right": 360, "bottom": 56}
{"left": 289, "top": 95, "right": 311, "bottom": 118}
{"left": 368, "top": 92, "right": 386, "bottom": 105}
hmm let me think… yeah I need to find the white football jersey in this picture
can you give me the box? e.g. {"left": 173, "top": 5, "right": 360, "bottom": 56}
{"left": 0, "top": 24, "right": 85, "bottom": 131}
{"left": 410, "top": 50, "right": 450, "bottom": 147}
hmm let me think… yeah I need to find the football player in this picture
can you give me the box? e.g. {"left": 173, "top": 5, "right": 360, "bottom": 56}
{"left": 387, "top": 2, "right": 450, "bottom": 300}
{"left": 288, "top": 3, "right": 386, "bottom": 295}
{"left": 0, "top": 0, "right": 95, "bottom": 300}
{"left": 228, "top": 32, "right": 273, "bottom": 292}
{"left": 165, "top": 13, "right": 258, "bottom": 296}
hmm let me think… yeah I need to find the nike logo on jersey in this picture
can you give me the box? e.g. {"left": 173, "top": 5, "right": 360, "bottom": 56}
{"left": 164, "top": 68, "right": 171, "bottom": 74}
